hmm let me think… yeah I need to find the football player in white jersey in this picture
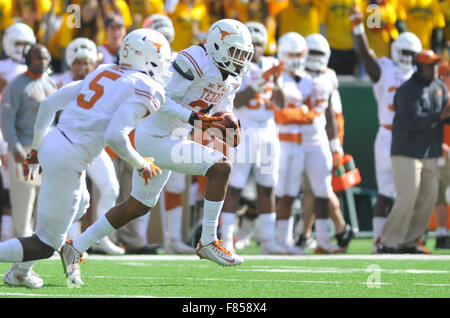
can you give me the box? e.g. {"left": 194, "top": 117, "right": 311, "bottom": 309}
{"left": 53, "top": 37, "right": 124, "bottom": 255}
{"left": 299, "top": 33, "right": 346, "bottom": 254}
{"left": 0, "top": 23, "right": 36, "bottom": 240}
{"left": 350, "top": 8, "right": 422, "bottom": 252}
{"left": 220, "top": 21, "right": 285, "bottom": 254}
{"left": 0, "top": 23, "right": 36, "bottom": 93}
{"left": 144, "top": 13, "right": 195, "bottom": 254}
{"left": 0, "top": 29, "right": 170, "bottom": 289}
{"left": 60, "top": 19, "right": 254, "bottom": 284}
{"left": 272, "top": 32, "right": 313, "bottom": 254}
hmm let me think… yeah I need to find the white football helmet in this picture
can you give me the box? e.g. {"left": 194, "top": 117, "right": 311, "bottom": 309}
{"left": 391, "top": 32, "right": 422, "bottom": 73}
{"left": 245, "top": 21, "right": 268, "bottom": 51}
{"left": 143, "top": 14, "right": 175, "bottom": 45}
{"left": 2, "top": 22, "right": 37, "bottom": 63}
{"left": 119, "top": 28, "right": 172, "bottom": 85}
{"left": 305, "top": 33, "right": 331, "bottom": 72}
{"left": 277, "top": 32, "right": 308, "bottom": 73}
{"left": 205, "top": 19, "right": 254, "bottom": 76}
{"left": 65, "top": 37, "right": 98, "bottom": 67}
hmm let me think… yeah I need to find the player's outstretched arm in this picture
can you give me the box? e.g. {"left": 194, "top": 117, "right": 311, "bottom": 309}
{"left": 349, "top": 6, "right": 381, "bottom": 83}
{"left": 32, "top": 80, "right": 83, "bottom": 151}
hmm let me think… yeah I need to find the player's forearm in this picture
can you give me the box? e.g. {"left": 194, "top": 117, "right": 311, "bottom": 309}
{"left": 160, "top": 95, "right": 193, "bottom": 123}
{"left": 353, "top": 29, "right": 381, "bottom": 83}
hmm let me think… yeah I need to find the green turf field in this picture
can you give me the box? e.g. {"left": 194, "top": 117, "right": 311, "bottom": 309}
{"left": 0, "top": 239, "right": 448, "bottom": 299}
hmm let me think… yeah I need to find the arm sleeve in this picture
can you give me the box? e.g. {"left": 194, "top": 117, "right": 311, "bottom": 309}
{"left": 32, "top": 80, "right": 82, "bottom": 150}
{"left": 1, "top": 84, "right": 22, "bottom": 153}
{"left": 394, "top": 87, "right": 441, "bottom": 131}
{"left": 104, "top": 102, "right": 148, "bottom": 170}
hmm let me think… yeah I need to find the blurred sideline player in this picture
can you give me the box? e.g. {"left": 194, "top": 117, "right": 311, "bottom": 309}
{"left": 220, "top": 21, "right": 285, "bottom": 254}
{"left": 0, "top": 23, "right": 36, "bottom": 241}
{"left": 52, "top": 37, "right": 124, "bottom": 255}
{"left": 144, "top": 13, "right": 195, "bottom": 254}
{"left": 272, "top": 32, "right": 313, "bottom": 254}
{"left": 295, "top": 88, "right": 354, "bottom": 252}
{"left": 350, "top": 7, "right": 422, "bottom": 252}
{"left": 293, "top": 33, "right": 346, "bottom": 254}
{"left": 0, "top": 28, "right": 170, "bottom": 288}
{"left": 60, "top": 19, "right": 254, "bottom": 287}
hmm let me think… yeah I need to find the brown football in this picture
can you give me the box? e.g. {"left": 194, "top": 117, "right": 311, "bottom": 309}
{"left": 212, "top": 111, "right": 239, "bottom": 129}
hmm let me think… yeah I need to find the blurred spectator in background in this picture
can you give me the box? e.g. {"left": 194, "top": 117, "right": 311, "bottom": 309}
{"left": 97, "top": 14, "right": 127, "bottom": 64}
{"left": 169, "top": 0, "right": 210, "bottom": 52}
{"left": 48, "top": 0, "right": 105, "bottom": 72}
{"left": 321, "top": 0, "right": 362, "bottom": 75}
{"left": 126, "top": 0, "right": 164, "bottom": 30}
{"left": 1, "top": 44, "right": 56, "bottom": 239}
{"left": 397, "top": 0, "right": 445, "bottom": 52}
{"left": 99, "top": 0, "right": 132, "bottom": 30}
{"left": 440, "top": 0, "right": 450, "bottom": 59}
{"left": 276, "top": 0, "right": 322, "bottom": 39}
{"left": 0, "top": 0, "right": 16, "bottom": 44}
{"left": 359, "top": 0, "right": 399, "bottom": 59}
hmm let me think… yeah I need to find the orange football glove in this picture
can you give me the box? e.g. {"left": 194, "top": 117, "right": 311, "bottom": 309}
{"left": 138, "top": 157, "right": 162, "bottom": 185}
{"left": 22, "top": 149, "right": 42, "bottom": 181}
{"left": 189, "top": 105, "right": 225, "bottom": 132}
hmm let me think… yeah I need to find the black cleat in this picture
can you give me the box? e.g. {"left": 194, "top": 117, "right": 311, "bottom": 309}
{"left": 435, "top": 236, "right": 450, "bottom": 249}
{"left": 335, "top": 224, "right": 355, "bottom": 249}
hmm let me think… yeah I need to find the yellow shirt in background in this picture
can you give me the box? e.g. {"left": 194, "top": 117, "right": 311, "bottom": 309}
{"left": 277, "top": 0, "right": 323, "bottom": 37}
{"left": 321, "top": 0, "right": 362, "bottom": 50}
{"left": 397, "top": 0, "right": 445, "bottom": 49}
{"left": 0, "top": 0, "right": 15, "bottom": 32}
{"left": 170, "top": 1, "right": 210, "bottom": 52}
{"left": 362, "top": 0, "right": 398, "bottom": 58}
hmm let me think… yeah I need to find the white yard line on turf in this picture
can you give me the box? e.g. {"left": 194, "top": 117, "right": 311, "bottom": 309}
{"left": 46, "top": 254, "right": 450, "bottom": 261}
{"left": 0, "top": 292, "right": 156, "bottom": 298}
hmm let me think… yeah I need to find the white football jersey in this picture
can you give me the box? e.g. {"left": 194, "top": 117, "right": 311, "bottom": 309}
{"left": 302, "top": 68, "right": 338, "bottom": 145}
{"left": 57, "top": 63, "right": 164, "bottom": 161}
{"left": 234, "top": 56, "right": 279, "bottom": 122}
{"left": 97, "top": 45, "right": 117, "bottom": 64}
{"left": 373, "top": 57, "right": 412, "bottom": 126}
{"left": 0, "top": 58, "right": 27, "bottom": 86}
{"left": 277, "top": 70, "right": 313, "bottom": 134}
{"left": 141, "top": 45, "right": 241, "bottom": 137}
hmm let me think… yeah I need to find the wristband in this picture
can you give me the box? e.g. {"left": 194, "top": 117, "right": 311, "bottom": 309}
{"left": 352, "top": 23, "right": 365, "bottom": 36}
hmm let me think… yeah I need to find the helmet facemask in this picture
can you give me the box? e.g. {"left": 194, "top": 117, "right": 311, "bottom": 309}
{"left": 306, "top": 49, "right": 328, "bottom": 72}
{"left": 214, "top": 42, "right": 254, "bottom": 77}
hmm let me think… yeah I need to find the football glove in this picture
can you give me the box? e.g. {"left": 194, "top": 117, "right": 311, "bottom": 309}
{"left": 22, "top": 149, "right": 42, "bottom": 181}
{"left": 189, "top": 105, "right": 225, "bottom": 131}
{"left": 330, "top": 138, "right": 344, "bottom": 170}
{"left": 138, "top": 157, "right": 162, "bottom": 185}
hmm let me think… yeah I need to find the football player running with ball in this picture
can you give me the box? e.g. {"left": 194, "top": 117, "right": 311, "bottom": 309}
{"left": 0, "top": 28, "right": 171, "bottom": 289}
{"left": 60, "top": 19, "right": 254, "bottom": 287}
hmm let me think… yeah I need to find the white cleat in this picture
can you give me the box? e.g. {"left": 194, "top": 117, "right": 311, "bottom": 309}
{"left": 196, "top": 240, "right": 243, "bottom": 266}
{"left": 164, "top": 239, "right": 196, "bottom": 254}
{"left": 3, "top": 264, "right": 43, "bottom": 289}
{"left": 260, "top": 240, "right": 290, "bottom": 255}
{"left": 89, "top": 237, "right": 125, "bottom": 255}
{"left": 60, "top": 240, "right": 85, "bottom": 287}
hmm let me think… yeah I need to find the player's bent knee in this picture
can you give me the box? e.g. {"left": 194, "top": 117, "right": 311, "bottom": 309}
{"left": 206, "top": 159, "right": 232, "bottom": 179}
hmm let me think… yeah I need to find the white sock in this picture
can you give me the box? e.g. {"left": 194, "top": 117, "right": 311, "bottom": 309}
{"left": 137, "top": 212, "right": 150, "bottom": 245}
{"left": 0, "top": 238, "right": 24, "bottom": 263}
{"left": 200, "top": 199, "right": 224, "bottom": 245}
{"left": 67, "top": 221, "right": 81, "bottom": 240}
{"left": 436, "top": 227, "right": 448, "bottom": 237}
{"left": 315, "top": 219, "right": 331, "bottom": 247}
{"left": 167, "top": 207, "right": 183, "bottom": 241}
{"left": 372, "top": 217, "right": 386, "bottom": 243}
{"left": 16, "top": 261, "right": 36, "bottom": 275}
{"left": 1, "top": 215, "right": 13, "bottom": 241}
{"left": 277, "top": 217, "right": 294, "bottom": 247}
{"left": 220, "top": 212, "right": 236, "bottom": 247}
{"left": 73, "top": 215, "right": 115, "bottom": 253}
{"left": 258, "top": 212, "right": 276, "bottom": 243}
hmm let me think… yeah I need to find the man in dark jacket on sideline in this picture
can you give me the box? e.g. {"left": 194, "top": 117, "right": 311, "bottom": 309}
{"left": 378, "top": 50, "right": 450, "bottom": 253}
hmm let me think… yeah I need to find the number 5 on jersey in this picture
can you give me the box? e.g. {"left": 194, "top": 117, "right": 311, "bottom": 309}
{"left": 77, "top": 70, "right": 121, "bottom": 109}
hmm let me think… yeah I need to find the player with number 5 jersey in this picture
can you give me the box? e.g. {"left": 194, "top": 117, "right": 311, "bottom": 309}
{"left": 0, "top": 28, "right": 171, "bottom": 289}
